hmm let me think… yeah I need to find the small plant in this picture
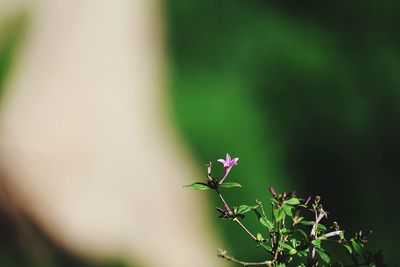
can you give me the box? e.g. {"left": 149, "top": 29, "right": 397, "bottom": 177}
{"left": 184, "top": 153, "right": 385, "bottom": 267}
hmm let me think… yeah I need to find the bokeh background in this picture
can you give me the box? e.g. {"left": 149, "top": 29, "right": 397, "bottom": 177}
{"left": 1, "top": 1, "right": 398, "bottom": 266}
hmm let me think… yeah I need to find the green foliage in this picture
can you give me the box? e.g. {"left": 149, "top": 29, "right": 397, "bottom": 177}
{"left": 218, "top": 182, "right": 242, "bottom": 188}
{"left": 183, "top": 182, "right": 211, "bottom": 190}
{"left": 237, "top": 205, "right": 258, "bottom": 215}
{"left": 284, "top": 198, "right": 300, "bottom": 206}
{"left": 185, "top": 155, "right": 386, "bottom": 266}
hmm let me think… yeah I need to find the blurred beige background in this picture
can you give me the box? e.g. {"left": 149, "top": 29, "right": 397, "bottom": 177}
{"left": 0, "top": 1, "right": 227, "bottom": 266}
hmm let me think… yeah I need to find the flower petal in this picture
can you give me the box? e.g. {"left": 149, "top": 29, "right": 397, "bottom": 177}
{"left": 231, "top": 157, "right": 239, "bottom": 165}
{"left": 217, "top": 159, "right": 226, "bottom": 164}
{"left": 225, "top": 153, "right": 231, "bottom": 163}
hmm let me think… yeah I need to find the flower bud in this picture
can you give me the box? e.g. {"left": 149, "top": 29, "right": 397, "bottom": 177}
{"left": 269, "top": 186, "right": 277, "bottom": 197}
{"left": 304, "top": 196, "right": 311, "bottom": 206}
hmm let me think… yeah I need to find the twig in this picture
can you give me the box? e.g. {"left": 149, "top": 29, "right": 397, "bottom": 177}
{"left": 218, "top": 249, "right": 273, "bottom": 266}
{"left": 216, "top": 190, "right": 257, "bottom": 241}
{"left": 233, "top": 218, "right": 257, "bottom": 241}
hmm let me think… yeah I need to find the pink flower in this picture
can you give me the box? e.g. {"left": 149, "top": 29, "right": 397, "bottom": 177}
{"left": 218, "top": 153, "right": 239, "bottom": 168}
{"left": 217, "top": 153, "right": 239, "bottom": 184}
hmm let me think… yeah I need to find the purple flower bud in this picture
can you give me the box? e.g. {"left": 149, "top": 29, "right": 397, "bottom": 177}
{"left": 324, "top": 230, "right": 342, "bottom": 238}
{"left": 269, "top": 186, "right": 277, "bottom": 197}
{"left": 304, "top": 196, "right": 311, "bottom": 206}
{"left": 283, "top": 192, "right": 287, "bottom": 199}
{"left": 224, "top": 203, "right": 233, "bottom": 215}
{"left": 316, "top": 209, "right": 326, "bottom": 224}
{"left": 311, "top": 246, "right": 316, "bottom": 259}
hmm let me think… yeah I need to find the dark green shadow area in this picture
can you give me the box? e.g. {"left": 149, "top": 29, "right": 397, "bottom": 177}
{"left": 165, "top": 0, "right": 398, "bottom": 265}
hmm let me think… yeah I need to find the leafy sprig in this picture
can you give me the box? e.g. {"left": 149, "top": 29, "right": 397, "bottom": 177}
{"left": 184, "top": 153, "right": 385, "bottom": 267}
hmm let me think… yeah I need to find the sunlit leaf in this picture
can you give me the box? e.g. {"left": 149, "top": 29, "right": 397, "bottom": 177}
{"left": 219, "top": 182, "right": 242, "bottom": 188}
{"left": 260, "top": 216, "right": 274, "bottom": 230}
{"left": 237, "top": 204, "right": 259, "bottom": 214}
{"left": 257, "top": 233, "right": 263, "bottom": 241}
{"left": 284, "top": 197, "right": 300, "bottom": 206}
{"left": 289, "top": 248, "right": 297, "bottom": 255}
{"left": 312, "top": 239, "right": 321, "bottom": 246}
{"left": 274, "top": 208, "right": 285, "bottom": 222}
{"left": 183, "top": 182, "right": 211, "bottom": 190}
{"left": 260, "top": 243, "right": 273, "bottom": 252}
{"left": 279, "top": 241, "right": 294, "bottom": 251}
{"left": 282, "top": 204, "right": 293, "bottom": 216}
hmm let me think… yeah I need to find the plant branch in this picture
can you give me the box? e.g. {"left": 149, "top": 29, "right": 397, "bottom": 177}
{"left": 216, "top": 190, "right": 257, "bottom": 241}
{"left": 218, "top": 249, "right": 273, "bottom": 266}
{"left": 233, "top": 218, "right": 257, "bottom": 241}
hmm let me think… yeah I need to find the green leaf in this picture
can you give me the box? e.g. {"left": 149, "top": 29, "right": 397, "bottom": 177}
{"left": 218, "top": 182, "right": 242, "bottom": 188}
{"left": 183, "top": 182, "right": 211, "bottom": 190}
{"left": 274, "top": 208, "right": 285, "bottom": 222}
{"left": 270, "top": 198, "right": 279, "bottom": 204}
{"left": 290, "top": 238, "right": 298, "bottom": 248}
{"left": 299, "top": 221, "right": 326, "bottom": 230}
{"left": 284, "top": 197, "right": 300, "bottom": 205}
{"left": 257, "top": 233, "right": 263, "bottom": 241}
{"left": 351, "top": 239, "right": 363, "bottom": 256}
{"left": 260, "top": 243, "right": 272, "bottom": 252}
{"left": 311, "top": 239, "right": 321, "bottom": 246}
{"left": 293, "top": 229, "right": 307, "bottom": 238}
{"left": 343, "top": 244, "right": 352, "bottom": 254}
{"left": 280, "top": 228, "right": 289, "bottom": 234}
{"left": 316, "top": 248, "right": 331, "bottom": 264}
{"left": 259, "top": 216, "right": 274, "bottom": 230}
{"left": 282, "top": 204, "right": 293, "bottom": 217}
{"left": 289, "top": 248, "right": 297, "bottom": 255}
{"left": 339, "top": 231, "right": 345, "bottom": 240}
{"left": 279, "top": 241, "right": 294, "bottom": 251}
{"left": 299, "top": 220, "right": 314, "bottom": 226}
{"left": 237, "top": 205, "right": 259, "bottom": 215}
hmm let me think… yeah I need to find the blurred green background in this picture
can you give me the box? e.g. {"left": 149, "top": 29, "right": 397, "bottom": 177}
{"left": 166, "top": 1, "right": 397, "bottom": 266}
{"left": 1, "top": 0, "right": 398, "bottom": 266}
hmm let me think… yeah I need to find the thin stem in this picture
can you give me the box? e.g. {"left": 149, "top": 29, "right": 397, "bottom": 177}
{"left": 218, "top": 168, "right": 230, "bottom": 184}
{"left": 218, "top": 249, "right": 273, "bottom": 266}
{"left": 233, "top": 218, "right": 257, "bottom": 241}
{"left": 217, "top": 191, "right": 233, "bottom": 215}
{"left": 216, "top": 190, "right": 257, "bottom": 241}
{"left": 270, "top": 202, "right": 275, "bottom": 249}
{"left": 274, "top": 220, "right": 281, "bottom": 262}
